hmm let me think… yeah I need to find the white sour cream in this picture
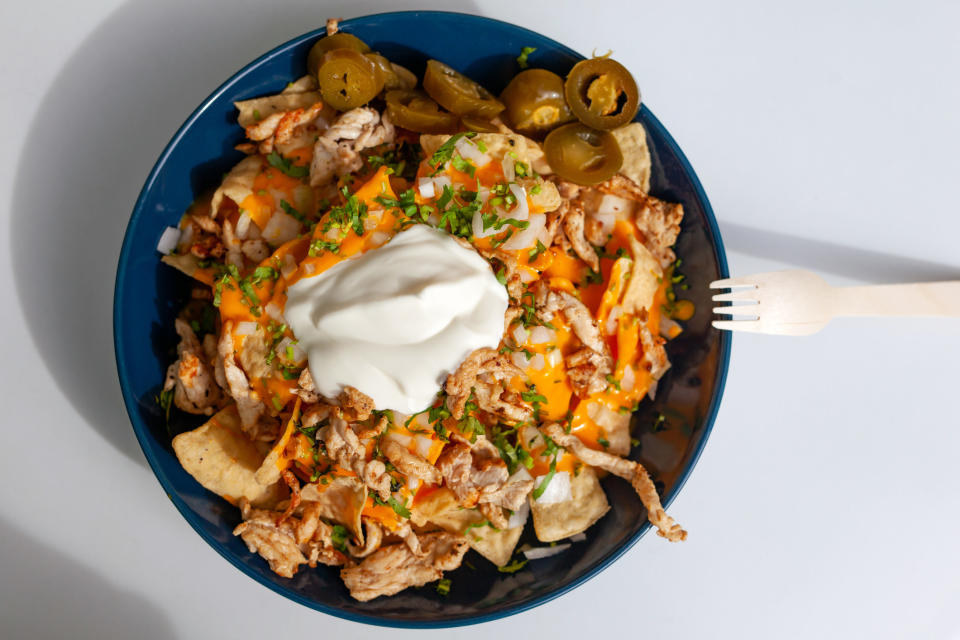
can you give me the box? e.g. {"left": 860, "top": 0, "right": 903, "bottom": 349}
{"left": 284, "top": 225, "right": 508, "bottom": 413}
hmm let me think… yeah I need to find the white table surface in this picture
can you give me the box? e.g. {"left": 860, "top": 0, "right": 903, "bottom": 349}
{"left": 2, "top": 1, "right": 959, "bottom": 638}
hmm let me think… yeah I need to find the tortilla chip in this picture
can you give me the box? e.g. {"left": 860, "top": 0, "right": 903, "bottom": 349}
{"left": 420, "top": 131, "right": 552, "bottom": 176}
{"left": 430, "top": 507, "right": 524, "bottom": 567}
{"left": 281, "top": 75, "right": 318, "bottom": 95}
{"left": 531, "top": 466, "right": 610, "bottom": 542}
{"left": 300, "top": 477, "right": 366, "bottom": 542}
{"left": 409, "top": 487, "right": 461, "bottom": 527}
{"left": 236, "top": 330, "right": 273, "bottom": 381}
{"left": 172, "top": 405, "right": 284, "bottom": 508}
{"left": 611, "top": 123, "right": 651, "bottom": 192}
{"left": 210, "top": 155, "right": 262, "bottom": 217}
{"left": 586, "top": 401, "right": 631, "bottom": 456}
{"left": 160, "top": 253, "right": 214, "bottom": 286}
{"left": 621, "top": 235, "right": 662, "bottom": 314}
{"left": 234, "top": 90, "right": 323, "bottom": 128}
{"left": 254, "top": 399, "right": 301, "bottom": 485}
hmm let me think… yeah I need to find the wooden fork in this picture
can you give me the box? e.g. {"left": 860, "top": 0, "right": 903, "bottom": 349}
{"left": 710, "top": 270, "right": 960, "bottom": 335}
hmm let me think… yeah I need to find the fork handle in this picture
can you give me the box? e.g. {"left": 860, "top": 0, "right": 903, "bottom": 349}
{"left": 832, "top": 281, "right": 960, "bottom": 318}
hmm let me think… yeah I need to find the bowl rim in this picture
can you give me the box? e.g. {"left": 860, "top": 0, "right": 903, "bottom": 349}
{"left": 113, "top": 9, "right": 731, "bottom": 628}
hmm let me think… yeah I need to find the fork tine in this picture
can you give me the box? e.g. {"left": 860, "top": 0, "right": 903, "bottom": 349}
{"left": 712, "top": 289, "right": 760, "bottom": 303}
{"left": 712, "top": 319, "right": 766, "bottom": 333}
{"left": 712, "top": 305, "right": 759, "bottom": 317}
{"left": 709, "top": 277, "right": 758, "bottom": 290}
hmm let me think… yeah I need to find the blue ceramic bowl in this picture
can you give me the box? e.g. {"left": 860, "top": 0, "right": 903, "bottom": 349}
{"left": 114, "top": 11, "right": 730, "bottom": 627}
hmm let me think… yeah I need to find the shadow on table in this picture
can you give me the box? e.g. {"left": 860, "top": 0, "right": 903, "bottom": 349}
{"left": 720, "top": 222, "right": 960, "bottom": 283}
{"left": 9, "top": 0, "right": 479, "bottom": 467}
{"left": 0, "top": 517, "right": 176, "bottom": 639}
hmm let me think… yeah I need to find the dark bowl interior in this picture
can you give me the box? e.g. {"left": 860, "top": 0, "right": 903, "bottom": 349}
{"left": 113, "top": 11, "right": 730, "bottom": 628}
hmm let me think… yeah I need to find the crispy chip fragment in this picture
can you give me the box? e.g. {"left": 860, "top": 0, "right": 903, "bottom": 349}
{"left": 530, "top": 465, "right": 610, "bottom": 542}
{"left": 171, "top": 405, "right": 284, "bottom": 508}
{"left": 299, "top": 476, "right": 367, "bottom": 543}
{"left": 611, "top": 123, "right": 651, "bottom": 192}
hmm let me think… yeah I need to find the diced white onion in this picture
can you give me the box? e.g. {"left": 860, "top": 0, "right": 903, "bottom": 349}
{"left": 262, "top": 211, "right": 300, "bottom": 246}
{"left": 507, "top": 499, "right": 530, "bottom": 529}
{"left": 528, "top": 353, "right": 545, "bottom": 371}
{"left": 621, "top": 364, "right": 636, "bottom": 392}
{"left": 523, "top": 543, "right": 571, "bottom": 560}
{"left": 236, "top": 210, "right": 252, "bottom": 239}
{"left": 597, "top": 194, "right": 634, "bottom": 217}
{"left": 264, "top": 302, "right": 285, "bottom": 325}
{"left": 472, "top": 210, "right": 499, "bottom": 239}
{"left": 605, "top": 305, "right": 623, "bottom": 335}
{"left": 660, "top": 315, "right": 682, "bottom": 338}
{"left": 533, "top": 471, "right": 571, "bottom": 505}
{"left": 508, "top": 184, "right": 529, "bottom": 220}
{"left": 433, "top": 175, "right": 452, "bottom": 193}
{"left": 418, "top": 177, "right": 436, "bottom": 199}
{"left": 569, "top": 532, "right": 587, "bottom": 542}
{"left": 303, "top": 263, "right": 316, "bottom": 275}
{"left": 546, "top": 349, "right": 563, "bottom": 368}
{"left": 512, "top": 351, "right": 531, "bottom": 369}
{"left": 275, "top": 337, "right": 306, "bottom": 365}
{"left": 386, "top": 432, "right": 412, "bottom": 447}
{"left": 521, "top": 425, "right": 543, "bottom": 450}
{"left": 280, "top": 254, "right": 297, "bottom": 280}
{"left": 363, "top": 209, "right": 382, "bottom": 231}
{"left": 512, "top": 325, "right": 529, "bottom": 346}
{"left": 511, "top": 466, "right": 533, "bottom": 483}
{"left": 406, "top": 476, "right": 421, "bottom": 491}
{"left": 518, "top": 267, "right": 538, "bottom": 284}
{"left": 235, "top": 321, "right": 258, "bottom": 336}
{"left": 502, "top": 212, "right": 545, "bottom": 251}
{"left": 414, "top": 434, "right": 434, "bottom": 459}
{"left": 501, "top": 157, "right": 516, "bottom": 182}
{"left": 528, "top": 326, "right": 555, "bottom": 344}
{"left": 647, "top": 379, "right": 658, "bottom": 400}
{"left": 156, "top": 226, "right": 181, "bottom": 255}
{"left": 179, "top": 224, "right": 194, "bottom": 249}
{"left": 455, "top": 137, "right": 491, "bottom": 166}
{"left": 369, "top": 231, "right": 390, "bottom": 248}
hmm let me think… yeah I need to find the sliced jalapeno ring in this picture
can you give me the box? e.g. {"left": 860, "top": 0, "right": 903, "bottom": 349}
{"left": 306, "top": 32, "right": 371, "bottom": 76}
{"left": 460, "top": 115, "right": 500, "bottom": 133}
{"left": 422, "top": 59, "right": 505, "bottom": 118}
{"left": 564, "top": 57, "right": 640, "bottom": 130}
{"left": 500, "top": 68, "right": 575, "bottom": 138}
{"left": 543, "top": 122, "right": 623, "bottom": 185}
{"left": 316, "top": 49, "right": 383, "bottom": 111}
{"left": 385, "top": 90, "right": 459, "bottom": 134}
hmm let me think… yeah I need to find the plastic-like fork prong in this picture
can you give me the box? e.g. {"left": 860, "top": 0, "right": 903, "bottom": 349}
{"left": 712, "top": 289, "right": 760, "bottom": 303}
{"left": 709, "top": 277, "right": 759, "bottom": 290}
{"left": 712, "top": 319, "right": 765, "bottom": 333}
{"left": 712, "top": 305, "right": 759, "bottom": 316}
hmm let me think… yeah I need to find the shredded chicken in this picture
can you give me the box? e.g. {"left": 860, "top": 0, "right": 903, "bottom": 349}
{"left": 294, "top": 368, "right": 321, "bottom": 404}
{"left": 310, "top": 108, "right": 396, "bottom": 186}
{"left": 478, "top": 470, "right": 535, "bottom": 511}
{"left": 444, "top": 347, "right": 531, "bottom": 423}
{"left": 541, "top": 423, "right": 686, "bottom": 542}
{"left": 318, "top": 417, "right": 392, "bottom": 501}
{"left": 347, "top": 517, "right": 383, "bottom": 559}
{"left": 595, "top": 175, "right": 683, "bottom": 268}
{"left": 534, "top": 283, "right": 613, "bottom": 396}
{"left": 217, "top": 322, "right": 267, "bottom": 433}
{"left": 244, "top": 102, "right": 327, "bottom": 155}
{"left": 639, "top": 323, "right": 671, "bottom": 380}
{"left": 326, "top": 17, "right": 340, "bottom": 35}
{"left": 340, "top": 532, "right": 469, "bottom": 601}
{"left": 561, "top": 201, "right": 600, "bottom": 271}
{"left": 337, "top": 386, "right": 374, "bottom": 421}
{"left": 435, "top": 437, "right": 509, "bottom": 507}
{"left": 233, "top": 499, "right": 307, "bottom": 578}
{"left": 163, "top": 319, "right": 221, "bottom": 415}
{"left": 478, "top": 502, "right": 509, "bottom": 530}
{"left": 382, "top": 439, "right": 442, "bottom": 486}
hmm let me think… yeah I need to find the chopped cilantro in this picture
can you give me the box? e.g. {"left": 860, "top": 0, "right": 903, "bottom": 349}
{"left": 387, "top": 496, "right": 411, "bottom": 519}
{"left": 309, "top": 238, "right": 340, "bottom": 256}
{"left": 605, "top": 374, "right": 621, "bottom": 391}
{"left": 495, "top": 267, "right": 508, "bottom": 286}
{"left": 528, "top": 239, "right": 547, "bottom": 261}
{"left": 436, "top": 578, "right": 451, "bottom": 596}
{"left": 498, "top": 557, "right": 529, "bottom": 573}
{"left": 451, "top": 153, "right": 476, "bottom": 177}
{"left": 330, "top": 525, "right": 349, "bottom": 553}
{"left": 280, "top": 199, "right": 311, "bottom": 227}
{"left": 266, "top": 151, "right": 308, "bottom": 178}
{"left": 597, "top": 437, "right": 610, "bottom": 449}
{"left": 250, "top": 266, "right": 278, "bottom": 285}
{"left": 429, "top": 132, "right": 476, "bottom": 170}
{"left": 516, "top": 46, "right": 537, "bottom": 69}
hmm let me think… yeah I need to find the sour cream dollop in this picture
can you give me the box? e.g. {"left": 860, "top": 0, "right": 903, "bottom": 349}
{"left": 284, "top": 225, "right": 508, "bottom": 413}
